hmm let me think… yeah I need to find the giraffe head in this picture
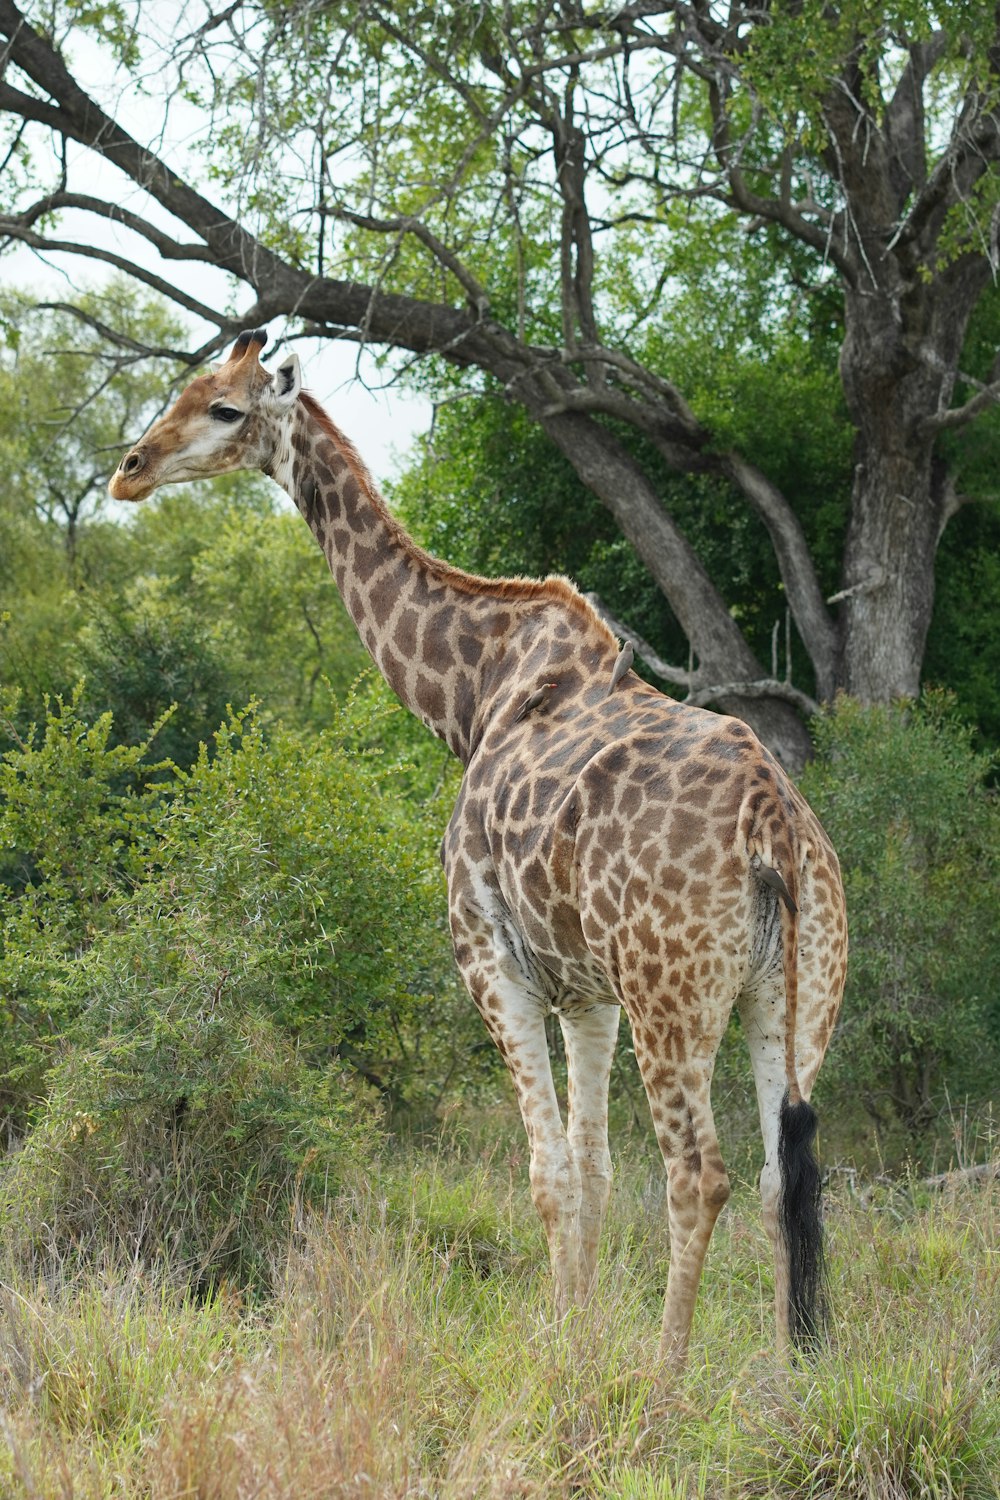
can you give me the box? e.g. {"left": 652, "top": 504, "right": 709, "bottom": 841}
{"left": 108, "top": 329, "right": 302, "bottom": 502}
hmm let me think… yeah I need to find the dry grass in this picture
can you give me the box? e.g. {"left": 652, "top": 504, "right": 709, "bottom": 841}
{"left": 0, "top": 1141, "right": 997, "bottom": 1498}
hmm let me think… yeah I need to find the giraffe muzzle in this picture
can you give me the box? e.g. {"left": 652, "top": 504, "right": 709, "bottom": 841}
{"left": 109, "top": 448, "right": 153, "bottom": 502}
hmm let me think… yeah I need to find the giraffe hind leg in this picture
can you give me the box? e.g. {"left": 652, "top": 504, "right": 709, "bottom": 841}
{"left": 656, "top": 1108, "right": 731, "bottom": 1369}
{"left": 627, "top": 992, "right": 734, "bottom": 1371}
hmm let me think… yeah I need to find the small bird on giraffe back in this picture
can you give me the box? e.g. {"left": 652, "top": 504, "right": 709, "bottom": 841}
{"left": 608, "top": 640, "right": 634, "bottom": 694}
{"left": 514, "top": 682, "right": 558, "bottom": 722}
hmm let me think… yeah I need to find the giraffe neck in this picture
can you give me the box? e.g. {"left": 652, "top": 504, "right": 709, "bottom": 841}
{"left": 267, "top": 393, "right": 544, "bottom": 760}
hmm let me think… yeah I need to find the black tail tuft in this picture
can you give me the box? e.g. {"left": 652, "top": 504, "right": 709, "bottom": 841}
{"left": 778, "top": 1092, "right": 826, "bottom": 1349}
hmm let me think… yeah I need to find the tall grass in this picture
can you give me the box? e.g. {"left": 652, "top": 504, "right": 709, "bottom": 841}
{"left": 0, "top": 1136, "right": 997, "bottom": 1498}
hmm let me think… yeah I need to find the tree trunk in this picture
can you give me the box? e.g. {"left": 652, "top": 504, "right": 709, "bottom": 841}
{"left": 839, "top": 441, "right": 943, "bottom": 702}
{"left": 836, "top": 274, "right": 978, "bottom": 702}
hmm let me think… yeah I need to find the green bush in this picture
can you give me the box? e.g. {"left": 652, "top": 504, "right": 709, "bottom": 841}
{"left": 0, "top": 687, "right": 459, "bottom": 1285}
{"left": 0, "top": 686, "right": 170, "bottom": 1124}
{"left": 801, "top": 693, "right": 1000, "bottom": 1158}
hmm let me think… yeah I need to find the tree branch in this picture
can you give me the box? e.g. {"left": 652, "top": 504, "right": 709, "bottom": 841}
{"left": 326, "top": 207, "right": 490, "bottom": 315}
{"left": 721, "top": 453, "right": 837, "bottom": 699}
{"left": 10, "top": 189, "right": 221, "bottom": 262}
{"left": 924, "top": 369, "right": 1000, "bottom": 433}
{"left": 882, "top": 32, "right": 949, "bottom": 201}
{"left": 584, "top": 593, "right": 820, "bottom": 716}
{"left": 0, "top": 3, "right": 288, "bottom": 291}
{"left": 684, "top": 678, "right": 820, "bottom": 716}
{"left": 889, "top": 27, "right": 1000, "bottom": 262}
{"left": 583, "top": 592, "right": 694, "bottom": 686}
{"left": 33, "top": 301, "right": 219, "bottom": 366}
{"left": 0, "top": 220, "right": 232, "bottom": 327}
{"left": 697, "top": 27, "right": 857, "bottom": 282}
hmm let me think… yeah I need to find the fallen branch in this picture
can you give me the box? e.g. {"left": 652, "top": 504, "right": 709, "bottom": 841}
{"left": 922, "top": 1162, "right": 999, "bottom": 1192}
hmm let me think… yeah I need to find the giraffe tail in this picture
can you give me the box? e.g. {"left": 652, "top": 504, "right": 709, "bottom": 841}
{"left": 739, "top": 784, "right": 826, "bottom": 1349}
{"left": 776, "top": 882, "right": 826, "bottom": 1350}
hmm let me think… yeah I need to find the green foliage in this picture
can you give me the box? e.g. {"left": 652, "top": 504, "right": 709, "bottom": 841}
{"left": 1, "top": 1001, "right": 373, "bottom": 1295}
{"left": 0, "top": 687, "right": 461, "bottom": 1284}
{"left": 64, "top": 481, "right": 369, "bottom": 764}
{"left": 801, "top": 694, "right": 1000, "bottom": 1149}
{"left": 925, "top": 499, "right": 1000, "bottom": 750}
{"left": 0, "top": 685, "right": 169, "bottom": 1116}
{"left": 70, "top": 578, "right": 245, "bottom": 769}
{"left": 0, "top": 440, "right": 372, "bottom": 767}
{"left": 56, "top": 1, "right": 142, "bottom": 69}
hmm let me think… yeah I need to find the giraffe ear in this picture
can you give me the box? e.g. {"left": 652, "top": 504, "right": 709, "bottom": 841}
{"left": 270, "top": 353, "right": 302, "bottom": 409}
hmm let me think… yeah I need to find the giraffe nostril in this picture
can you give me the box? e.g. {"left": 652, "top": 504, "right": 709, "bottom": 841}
{"left": 121, "top": 451, "right": 144, "bottom": 476}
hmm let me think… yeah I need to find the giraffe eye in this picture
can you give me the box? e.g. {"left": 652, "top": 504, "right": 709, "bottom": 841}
{"left": 211, "top": 405, "right": 244, "bottom": 423}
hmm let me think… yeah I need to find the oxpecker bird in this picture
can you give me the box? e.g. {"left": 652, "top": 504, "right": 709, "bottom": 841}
{"left": 514, "top": 682, "right": 558, "bottom": 723}
{"left": 608, "top": 640, "right": 634, "bottom": 694}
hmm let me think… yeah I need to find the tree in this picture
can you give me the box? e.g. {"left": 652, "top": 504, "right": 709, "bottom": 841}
{"left": 3, "top": 2, "right": 1000, "bottom": 765}
{"left": 0, "top": 287, "right": 187, "bottom": 557}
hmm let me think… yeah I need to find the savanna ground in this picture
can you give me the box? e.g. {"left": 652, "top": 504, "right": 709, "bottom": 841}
{"left": 1, "top": 1109, "right": 997, "bottom": 1500}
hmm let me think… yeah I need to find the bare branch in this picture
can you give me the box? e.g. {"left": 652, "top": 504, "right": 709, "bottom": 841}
{"left": 0, "top": 220, "right": 232, "bottom": 326}
{"left": 705, "top": 73, "right": 857, "bottom": 281}
{"left": 685, "top": 678, "right": 820, "bottom": 717}
{"left": 584, "top": 593, "right": 821, "bottom": 715}
{"left": 326, "top": 207, "right": 490, "bottom": 315}
{"left": 558, "top": 343, "right": 705, "bottom": 437}
{"left": 882, "top": 31, "right": 950, "bottom": 200}
{"left": 32, "top": 301, "right": 221, "bottom": 366}
{"left": 0, "top": 5, "right": 288, "bottom": 290}
{"left": 721, "top": 453, "right": 837, "bottom": 699}
{"left": 887, "top": 53, "right": 1000, "bottom": 261}
{"left": 922, "top": 1162, "right": 999, "bottom": 1191}
{"left": 925, "top": 372, "right": 1000, "bottom": 433}
{"left": 583, "top": 591, "right": 694, "bottom": 686}
{"left": 10, "top": 190, "right": 220, "bottom": 262}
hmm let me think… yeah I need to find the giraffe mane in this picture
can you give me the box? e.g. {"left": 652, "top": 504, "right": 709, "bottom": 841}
{"left": 297, "top": 390, "right": 616, "bottom": 644}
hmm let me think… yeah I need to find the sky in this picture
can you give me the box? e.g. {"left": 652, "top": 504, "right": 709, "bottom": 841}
{"left": 0, "top": 9, "right": 433, "bottom": 488}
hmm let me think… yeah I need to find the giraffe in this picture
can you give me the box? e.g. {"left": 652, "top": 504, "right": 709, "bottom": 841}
{"left": 110, "top": 330, "right": 847, "bottom": 1368}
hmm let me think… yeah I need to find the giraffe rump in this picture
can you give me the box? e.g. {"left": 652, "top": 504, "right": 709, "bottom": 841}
{"left": 778, "top": 1091, "right": 826, "bottom": 1348}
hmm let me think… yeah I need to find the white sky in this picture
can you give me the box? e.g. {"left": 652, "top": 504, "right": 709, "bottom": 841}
{"left": 0, "top": 11, "right": 433, "bottom": 486}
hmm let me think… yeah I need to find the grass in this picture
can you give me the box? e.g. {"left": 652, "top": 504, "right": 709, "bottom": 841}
{"left": 0, "top": 1133, "right": 997, "bottom": 1498}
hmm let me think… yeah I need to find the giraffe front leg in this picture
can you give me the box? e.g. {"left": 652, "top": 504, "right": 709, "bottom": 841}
{"left": 490, "top": 986, "right": 582, "bottom": 1317}
{"left": 558, "top": 1002, "right": 620, "bottom": 1303}
{"left": 449, "top": 895, "right": 582, "bottom": 1316}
